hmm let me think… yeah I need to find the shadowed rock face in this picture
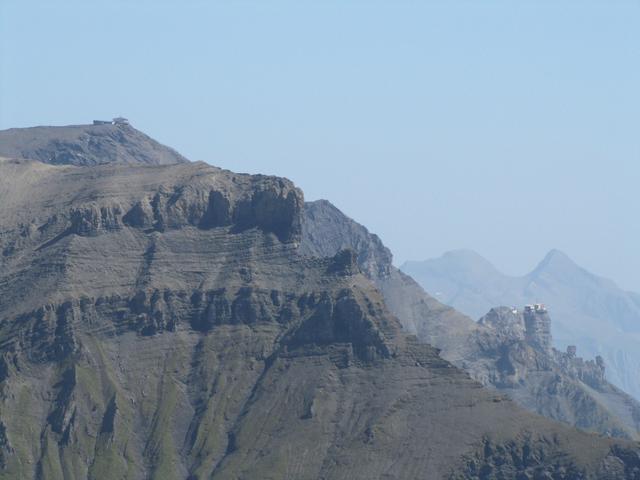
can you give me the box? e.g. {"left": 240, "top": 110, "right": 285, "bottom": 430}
{"left": 302, "top": 199, "right": 640, "bottom": 442}
{"left": 300, "top": 199, "right": 393, "bottom": 279}
{"left": 0, "top": 128, "right": 639, "bottom": 479}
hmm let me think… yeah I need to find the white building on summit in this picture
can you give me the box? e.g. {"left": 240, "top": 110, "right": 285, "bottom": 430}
{"left": 524, "top": 303, "right": 547, "bottom": 313}
{"left": 93, "top": 117, "right": 130, "bottom": 126}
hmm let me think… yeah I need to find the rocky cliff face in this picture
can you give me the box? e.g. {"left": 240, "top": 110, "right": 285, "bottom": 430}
{"left": 300, "top": 199, "right": 393, "bottom": 279}
{"left": 522, "top": 306, "right": 553, "bottom": 354}
{"left": 0, "top": 126, "right": 639, "bottom": 479}
{"left": 302, "top": 199, "right": 640, "bottom": 442}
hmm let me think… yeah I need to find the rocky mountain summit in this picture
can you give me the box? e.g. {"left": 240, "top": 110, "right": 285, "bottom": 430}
{"left": 401, "top": 249, "right": 640, "bottom": 401}
{"left": 302, "top": 199, "right": 640, "bottom": 441}
{"left": 0, "top": 122, "right": 188, "bottom": 166}
{"left": 0, "top": 124, "right": 640, "bottom": 479}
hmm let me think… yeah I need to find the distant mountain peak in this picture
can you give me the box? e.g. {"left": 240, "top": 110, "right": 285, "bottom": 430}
{"left": 441, "top": 249, "right": 499, "bottom": 268}
{"left": 442, "top": 248, "right": 487, "bottom": 261}
{"left": 530, "top": 249, "right": 580, "bottom": 277}
{"left": 542, "top": 248, "right": 573, "bottom": 264}
{"left": 0, "top": 122, "right": 189, "bottom": 167}
{"left": 402, "top": 249, "right": 503, "bottom": 282}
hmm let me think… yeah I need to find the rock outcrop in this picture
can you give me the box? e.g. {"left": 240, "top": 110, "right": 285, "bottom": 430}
{"left": 522, "top": 305, "right": 553, "bottom": 354}
{"left": 300, "top": 199, "right": 393, "bottom": 279}
{"left": 0, "top": 126, "right": 639, "bottom": 479}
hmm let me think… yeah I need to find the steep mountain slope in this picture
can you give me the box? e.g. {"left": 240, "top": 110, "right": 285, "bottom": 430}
{"left": 402, "top": 249, "right": 640, "bottom": 400}
{"left": 1, "top": 126, "right": 639, "bottom": 479}
{"left": 302, "top": 199, "right": 640, "bottom": 441}
{"left": 0, "top": 123, "right": 188, "bottom": 166}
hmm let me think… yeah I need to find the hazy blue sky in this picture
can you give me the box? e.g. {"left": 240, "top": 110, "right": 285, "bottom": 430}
{"left": 1, "top": 1, "right": 639, "bottom": 289}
